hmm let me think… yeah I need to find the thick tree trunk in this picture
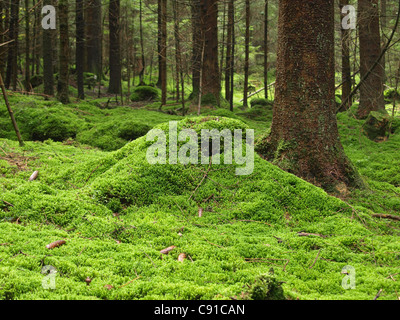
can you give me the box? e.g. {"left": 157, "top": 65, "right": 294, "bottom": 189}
{"left": 243, "top": 0, "right": 250, "bottom": 108}
{"left": 76, "top": 0, "right": 85, "bottom": 99}
{"left": 199, "top": 0, "right": 220, "bottom": 106}
{"left": 357, "top": 0, "right": 385, "bottom": 119}
{"left": 85, "top": 0, "right": 102, "bottom": 77}
{"left": 42, "top": 0, "right": 54, "bottom": 96}
{"left": 57, "top": 0, "right": 70, "bottom": 104}
{"left": 108, "top": 0, "right": 122, "bottom": 94}
{"left": 339, "top": 0, "right": 352, "bottom": 111}
{"left": 260, "top": 0, "right": 363, "bottom": 190}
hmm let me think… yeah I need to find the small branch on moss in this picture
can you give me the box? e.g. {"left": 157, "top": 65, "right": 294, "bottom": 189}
{"left": 118, "top": 276, "right": 141, "bottom": 289}
{"left": 188, "top": 160, "right": 212, "bottom": 202}
{"left": 140, "top": 249, "right": 157, "bottom": 268}
{"left": 202, "top": 236, "right": 225, "bottom": 249}
{"left": 235, "top": 219, "right": 273, "bottom": 227}
{"left": 373, "top": 289, "right": 383, "bottom": 300}
{"left": 83, "top": 164, "right": 102, "bottom": 186}
{"left": 309, "top": 249, "right": 321, "bottom": 269}
{"left": 2, "top": 200, "right": 14, "bottom": 207}
{"left": 372, "top": 214, "right": 400, "bottom": 222}
{"left": 297, "top": 232, "right": 328, "bottom": 238}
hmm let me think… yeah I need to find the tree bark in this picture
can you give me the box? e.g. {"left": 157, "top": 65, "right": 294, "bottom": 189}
{"left": 42, "top": 0, "right": 54, "bottom": 96}
{"left": 225, "top": 0, "right": 233, "bottom": 102}
{"left": 108, "top": 0, "right": 122, "bottom": 94}
{"left": 0, "top": 0, "right": 7, "bottom": 79}
{"left": 5, "top": 0, "right": 19, "bottom": 91}
{"left": 199, "top": 0, "right": 220, "bottom": 106}
{"left": 76, "top": 0, "right": 85, "bottom": 99}
{"left": 160, "top": 0, "right": 167, "bottom": 106}
{"left": 264, "top": 0, "right": 268, "bottom": 100}
{"left": 260, "top": 0, "right": 363, "bottom": 190}
{"left": 191, "top": 0, "right": 201, "bottom": 100}
{"left": 139, "top": 0, "right": 145, "bottom": 85}
{"left": 380, "top": 0, "right": 387, "bottom": 82}
{"left": 357, "top": 0, "right": 385, "bottom": 119}
{"left": 243, "top": 0, "right": 250, "bottom": 108}
{"left": 85, "top": 0, "right": 102, "bottom": 77}
{"left": 339, "top": 0, "right": 352, "bottom": 111}
{"left": 57, "top": 0, "right": 70, "bottom": 104}
{"left": 24, "top": 0, "right": 31, "bottom": 92}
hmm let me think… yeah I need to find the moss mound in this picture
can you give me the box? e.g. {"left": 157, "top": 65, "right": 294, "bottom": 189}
{"left": 362, "top": 110, "right": 390, "bottom": 141}
{"left": 0, "top": 114, "right": 400, "bottom": 300}
{"left": 250, "top": 98, "right": 273, "bottom": 108}
{"left": 130, "top": 86, "right": 160, "bottom": 102}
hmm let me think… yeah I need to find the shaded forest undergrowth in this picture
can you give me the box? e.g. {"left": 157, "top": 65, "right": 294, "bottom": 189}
{"left": 0, "top": 93, "right": 400, "bottom": 300}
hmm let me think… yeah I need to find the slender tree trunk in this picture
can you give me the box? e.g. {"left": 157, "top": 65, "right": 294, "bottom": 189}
{"left": 339, "top": 0, "right": 352, "bottom": 111}
{"left": 357, "top": 0, "right": 385, "bottom": 118}
{"left": 5, "top": 0, "right": 19, "bottom": 91}
{"left": 225, "top": 0, "right": 233, "bottom": 102}
{"left": 381, "top": 0, "right": 386, "bottom": 82}
{"left": 34, "top": 1, "right": 40, "bottom": 75}
{"left": 173, "top": 0, "right": 181, "bottom": 102}
{"left": 108, "top": 0, "right": 122, "bottom": 94}
{"left": 24, "top": 0, "right": 31, "bottom": 91}
{"left": 57, "top": 0, "right": 70, "bottom": 104}
{"left": 0, "top": 0, "right": 7, "bottom": 79}
{"left": 264, "top": 0, "right": 268, "bottom": 100}
{"left": 219, "top": 1, "right": 226, "bottom": 91}
{"left": 160, "top": 0, "right": 167, "bottom": 107}
{"left": 76, "top": 0, "right": 85, "bottom": 99}
{"left": 0, "top": 72, "right": 24, "bottom": 146}
{"left": 156, "top": 0, "right": 162, "bottom": 88}
{"left": 229, "top": 1, "right": 235, "bottom": 111}
{"left": 139, "top": 0, "right": 145, "bottom": 85}
{"left": 260, "top": 0, "right": 363, "bottom": 190}
{"left": 42, "top": 0, "right": 54, "bottom": 96}
{"left": 243, "top": 0, "right": 250, "bottom": 108}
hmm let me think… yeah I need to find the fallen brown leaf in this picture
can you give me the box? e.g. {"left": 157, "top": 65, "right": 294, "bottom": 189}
{"left": 46, "top": 240, "right": 66, "bottom": 249}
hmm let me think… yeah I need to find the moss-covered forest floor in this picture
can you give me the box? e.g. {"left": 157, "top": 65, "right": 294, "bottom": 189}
{"left": 0, "top": 93, "right": 400, "bottom": 300}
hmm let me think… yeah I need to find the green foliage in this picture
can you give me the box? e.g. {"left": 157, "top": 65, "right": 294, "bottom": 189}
{"left": 384, "top": 88, "right": 400, "bottom": 101}
{"left": 130, "top": 86, "right": 160, "bottom": 102}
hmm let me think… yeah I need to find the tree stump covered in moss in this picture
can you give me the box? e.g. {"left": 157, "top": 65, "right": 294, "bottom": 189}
{"left": 362, "top": 110, "right": 390, "bottom": 141}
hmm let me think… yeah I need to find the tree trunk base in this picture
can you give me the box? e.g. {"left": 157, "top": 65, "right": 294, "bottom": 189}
{"left": 256, "top": 136, "right": 366, "bottom": 193}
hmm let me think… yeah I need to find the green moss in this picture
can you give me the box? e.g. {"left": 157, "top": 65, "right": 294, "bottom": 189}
{"left": 0, "top": 94, "right": 400, "bottom": 300}
{"left": 246, "top": 272, "right": 285, "bottom": 300}
{"left": 130, "top": 86, "right": 160, "bottom": 102}
{"left": 250, "top": 98, "right": 273, "bottom": 108}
